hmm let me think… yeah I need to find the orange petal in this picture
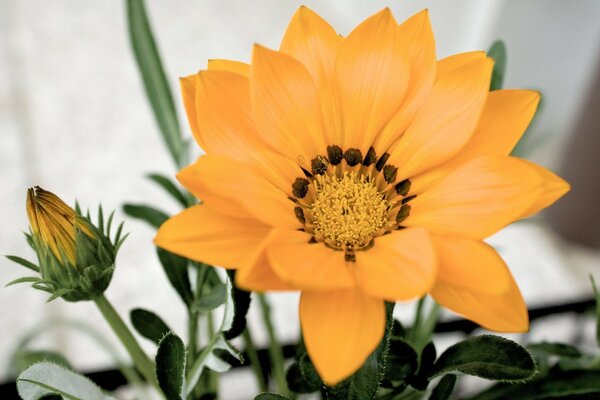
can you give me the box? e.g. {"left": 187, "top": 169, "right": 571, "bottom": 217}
{"left": 335, "top": 8, "right": 410, "bottom": 153}
{"left": 207, "top": 59, "right": 249, "bottom": 77}
{"left": 267, "top": 230, "right": 355, "bottom": 290}
{"left": 431, "top": 272, "right": 529, "bottom": 332}
{"left": 177, "top": 155, "right": 300, "bottom": 229}
{"left": 236, "top": 230, "right": 293, "bottom": 292}
{"left": 300, "top": 289, "right": 385, "bottom": 384}
{"left": 374, "top": 9, "right": 437, "bottom": 152}
{"left": 154, "top": 205, "right": 269, "bottom": 269}
{"left": 280, "top": 6, "right": 342, "bottom": 145}
{"left": 180, "top": 74, "right": 206, "bottom": 150}
{"left": 251, "top": 45, "right": 326, "bottom": 166}
{"left": 432, "top": 235, "right": 512, "bottom": 294}
{"left": 405, "top": 156, "right": 542, "bottom": 239}
{"left": 519, "top": 160, "right": 570, "bottom": 219}
{"left": 387, "top": 53, "right": 493, "bottom": 180}
{"left": 355, "top": 228, "right": 436, "bottom": 301}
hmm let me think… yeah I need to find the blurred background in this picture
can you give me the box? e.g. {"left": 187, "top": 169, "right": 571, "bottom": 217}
{"left": 1, "top": 0, "right": 600, "bottom": 398}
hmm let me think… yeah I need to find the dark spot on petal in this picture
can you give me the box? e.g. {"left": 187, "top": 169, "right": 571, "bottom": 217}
{"left": 294, "top": 206, "right": 305, "bottom": 224}
{"left": 402, "top": 195, "right": 417, "bottom": 205}
{"left": 308, "top": 236, "right": 318, "bottom": 244}
{"left": 292, "top": 178, "right": 310, "bottom": 198}
{"left": 396, "top": 204, "right": 411, "bottom": 223}
{"left": 363, "top": 147, "right": 377, "bottom": 166}
{"left": 344, "top": 148, "right": 363, "bottom": 166}
{"left": 301, "top": 167, "right": 313, "bottom": 178}
{"left": 311, "top": 155, "right": 329, "bottom": 175}
{"left": 383, "top": 165, "right": 398, "bottom": 183}
{"left": 345, "top": 252, "right": 356, "bottom": 262}
{"left": 327, "top": 145, "right": 343, "bottom": 165}
{"left": 395, "top": 179, "right": 411, "bottom": 196}
{"left": 376, "top": 153, "right": 390, "bottom": 171}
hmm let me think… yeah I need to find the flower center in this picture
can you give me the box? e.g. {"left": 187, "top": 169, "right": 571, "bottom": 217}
{"left": 311, "top": 172, "right": 389, "bottom": 249}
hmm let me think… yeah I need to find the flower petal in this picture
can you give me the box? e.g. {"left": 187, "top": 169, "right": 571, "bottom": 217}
{"left": 335, "top": 8, "right": 410, "bottom": 153}
{"left": 251, "top": 45, "right": 326, "bottom": 166}
{"left": 387, "top": 53, "right": 493, "bottom": 179}
{"left": 280, "top": 6, "right": 342, "bottom": 145}
{"left": 180, "top": 74, "right": 205, "bottom": 150}
{"left": 374, "top": 9, "right": 437, "bottom": 151}
{"left": 404, "top": 156, "right": 542, "bottom": 239}
{"left": 431, "top": 272, "right": 529, "bottom": 332}
{"left": 207, "top": 59, "right": 249, "bottom": 76}
{"left": 355, "top": 228, "right": 436, "bottom": 301}
{"left": 177, "top": 155, "right": 300, "bottom": 229}
{"left": 267, "top": 229, "right": 355, "bottom": 290}
{"left": 432, "top": 235, "right": 512, "bottom": 294}
{"left": 300, "top": 289, "right": 385, "bottom": 384}
{"left": 154, "top": 205, "right": 269, "bottom": 269}
{"left": 409, "top": 89, "right": 541, "bottom": 194}
{"left": 236, "top": 230, "right": 293, "bottom": 292}
{"left": 519, "top": 160, "right": 570, "bottom": 219}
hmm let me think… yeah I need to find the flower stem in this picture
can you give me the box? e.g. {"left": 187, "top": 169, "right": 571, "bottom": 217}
{"left": 243, "top": 326, "right": 268, "bottom": 392}
{"left": 93, "top": 294, "right": 159, "bottom": 391}
{"left": 257, "top": 293, "right": 289, "bottom": 396}
{"left": 408, "top": 296, "right": 426, "bottom": 345}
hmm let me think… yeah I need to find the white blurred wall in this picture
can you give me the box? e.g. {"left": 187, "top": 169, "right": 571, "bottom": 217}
{"left": 1, "top": 0, "right": 600, "bottom": 395}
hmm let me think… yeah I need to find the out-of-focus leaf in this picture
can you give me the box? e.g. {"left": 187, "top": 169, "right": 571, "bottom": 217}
{"left": 146, "top": 173, "right": 192, "bottom": 207}
{"left": 123, "top": 203, "right": 168, "bottom": 229}
{"left": 157, "top": 248, "right": 193, "bottom": 307}
{"left": 11, "top": 350, "right": 71, "bottom": 376}
{"left": 254, "top": 394, "right": 290, "bottom": 400}
{"left": 527, "top": 342, "right": 582, "bottom": 358}
{"left": 130, "top": 308, "right": 172, "bottom": 344}
{"left": 223, "top": 270, "right": 251, "bottom": 340}
{"left": 488, "top": 40, "right": 506, "bottom": 91}
{"left": 126, "top": 0, "right": 187, "bottom": 168}
{"left": 429, "top": 374, "right": 457, "bottom": 400}
{"left": 591, "top": 276, "right": 600, "bottom": 347}
{"left": 193, "top": 282, "right": 227, "bottom": 313}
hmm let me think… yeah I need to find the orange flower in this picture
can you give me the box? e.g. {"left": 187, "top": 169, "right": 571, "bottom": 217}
{"left": 155, "top": 7, "right": 569, "bottom": 384}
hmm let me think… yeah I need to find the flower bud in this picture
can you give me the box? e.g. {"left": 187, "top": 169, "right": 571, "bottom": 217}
{"left": 16, "top": 187, "right": 122, "bottom": 302}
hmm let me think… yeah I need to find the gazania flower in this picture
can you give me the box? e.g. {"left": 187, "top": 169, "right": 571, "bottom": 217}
{"left": 155, "top": 6, "right": 569, "bottom": 384}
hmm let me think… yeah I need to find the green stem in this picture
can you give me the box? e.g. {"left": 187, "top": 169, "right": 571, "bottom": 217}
{"left": 94, "top": 294, "right": 159, "bottom": 390}
{"left": 243, "top": 327, "right": 268, "bottom": 392}
{"left": 257, "top": 293, "right": 289, "bottom": 396}
{"left": 408, "top": 297, "right": 426, "bottom": 345}
{"left": 206, "top": 313, "right": 218, "bottom": 394}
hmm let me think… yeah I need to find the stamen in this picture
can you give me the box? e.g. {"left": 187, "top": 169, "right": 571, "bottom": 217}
{"left": 292, "top": 178, "right": 310, "bottom": 198}
{"left": 343, "top": 148, "right": 363, "bottom": 166}
{"left": 311, "top": 155, "right": 329, "bottom": 175}
{"left": 327, "top": 145, "right": 343, "bottom": 165}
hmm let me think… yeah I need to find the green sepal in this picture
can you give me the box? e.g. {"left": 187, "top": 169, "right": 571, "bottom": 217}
{"left": 156, "top": 248, "right": 193, "bottom": 307}
{"left": 325, "top": 302, "right": 395, "bottom": 400}
{"left": 156, "top": 332, "right": 186, "bottom": 400}
{"left": 5, "top": 255, "right": 39, "bottom": 272}
{"left": 428, "top": 374, "right": 457, "bottom": 400}
{"left": 130, "top": 308, "right": 172, "bottom": 344}
{"left": 223, "top": 270, "right": 251, "bottom": 340}
{"left": 5, "top": 276, "right": 41, "bottom": 287}
{"left": 123, "top": 203, "right": 169, "bottom": 229}
{"left": 488, "top": 40, "right": 507, "bottom": 91}
{"left": 429, "top": 335, "right": 537, "bottom": 382}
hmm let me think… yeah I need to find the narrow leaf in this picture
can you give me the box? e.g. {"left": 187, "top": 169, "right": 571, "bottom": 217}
{"left": 488, "top": 40, "right": 507, "bottom": 91}
{"left": 146, "top": 173, "right": 191, "bottom": 207}
{"left": 590, "top": 275, "right": 600, "bottom": 347}
{"left": 122, "top": 203, "right": 168, "bottom": 229}
{"left": 384, "top": 337, "right": 418, "bottom": 382}
{"left": 223, "top": 270, "right": 252, "bottom": 340}
{"left": 255, "top": 394, "right": 291, "bottom": 400}
{"left": 527, "top": 342, "right": 582, "bottom": 358}
{"left": 17, "top": 362, "right": 116, "bottom": 400}
{"left": 430, "top": 335, "right": 536, "bottom": 381}
{"left": 429, "top": 374, "right": 457, "bottom": 400}
{"left": 157, "top": 248, "right": 193, "bottom": 307}
{"left": 130, "top": 308, "right": 172, "bottom": 344}
{"left": 5, "top": 276, "right": 40, "bottom": 287}
{"left": 156, "top": 333, "right": 186, "bottom": 400}
{"left": 126, "top": 0, "right": 186, "bottom": 168}
{"left": 5, "top": 255, "right": 39, "bottom": 272}
{"left": 193, "top": 282, "right": 227, "bottom": 313}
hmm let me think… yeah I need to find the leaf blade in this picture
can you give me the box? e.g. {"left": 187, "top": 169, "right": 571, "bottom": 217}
{"left": 156, "top": 332, "right": 186, "bottom": 400}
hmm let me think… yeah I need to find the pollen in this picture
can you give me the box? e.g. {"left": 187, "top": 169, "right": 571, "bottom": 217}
{"left": 310, "top": 171, "right": 390, "bottom": 250}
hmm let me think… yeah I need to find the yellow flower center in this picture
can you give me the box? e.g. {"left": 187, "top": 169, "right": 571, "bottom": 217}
{"left": 311, "top": 172, "right": 389, "bottom": 250}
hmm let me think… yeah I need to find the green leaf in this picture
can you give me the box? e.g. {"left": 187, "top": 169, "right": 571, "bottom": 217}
{"left": 429, "top": 374, "right": 457, "bottom": 400}
{"left": 430, "top": 335, "right": 536, "bottom": 381}
{"left": 11, "top": 350, "right": 71, "bottom": 376}
{"left": 126, "top": 0, "right": 186, "bottom": 168}
{"left": 488, "top": 40, "right": 507, "bottom": 91}
{"left": 384, "top": 337, "right": 418, "bottom": 382}
{"left": 254, "top": 394, "right": 291, "bottom": 400}
{"left": 193, "top": 282, "right": 227, "bottom": 313}
{"left": 5, "top": 255, "right": 39, "bottom": 272}
{"left": 156, "top": 248, "right": 193, "bottom": 307}
{"left": 5, "top": 276, "right": 40, "bottom": 287}
{"left": 325, "top": 302, "right": 395, "bottom": 400}
{"left": 17, "top": 362, "right": 117, "bottom": 400}
{"left": 286, "top": 353, "right": 321, "bottom": 394}
{"left": 156, "top": 332, "right": 186, "bottom": 400}
{"left": 590, "top": 275, "right": 600, "bottom": 347}
{"left": 122, "top": 203, "right": 168, "bottom": 229}
{"left": 130, "top": 308, "right": 172, "bottom": 344}
{"left": 223, "top": 270, "right": 252, "bottom": 340}
{"left": 470, "top": 370, "right": 600, "bottom": 400}
{"left": 527, "top": 342, "right": 582, "bottom": 358}
{"left": 146, "top": 173, "right": 191, "bottom": 207}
